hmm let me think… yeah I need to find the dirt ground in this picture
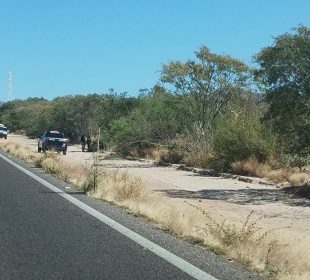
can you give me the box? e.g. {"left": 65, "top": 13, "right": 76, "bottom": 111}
{"left": 5, "top": 134, "right": 310, "bottom": 251}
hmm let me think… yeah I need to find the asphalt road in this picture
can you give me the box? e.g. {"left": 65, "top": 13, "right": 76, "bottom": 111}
{"left": 0, "top": 151, "right": 262, "bottom": 280}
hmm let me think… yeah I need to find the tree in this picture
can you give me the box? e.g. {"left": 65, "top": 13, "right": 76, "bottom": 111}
{"left": 0, "top": 98, "right": 51, "bottom": 136}
{"left": 254, "top": 25, "right": 310, "bottom": 155}
{"left": 160, "top": 46, "right": 250, "bottom": 145}
{"left": 110, "top": 85, "right": 190, "bottom": 154}
{"left": 50, "top": 93, "right": 136, "bottom": 143}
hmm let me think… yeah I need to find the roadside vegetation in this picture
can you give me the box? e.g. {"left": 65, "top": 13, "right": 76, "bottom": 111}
{"left": 1, "top": 25, "right": 310, "bottom": 279}
{"left": 1, "top": 26, "right": 309, "bottom": 183}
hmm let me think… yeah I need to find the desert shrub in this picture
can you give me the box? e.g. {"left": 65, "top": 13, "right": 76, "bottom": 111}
{"left": 89, "top": 169, "right": 145, "bottom": 202}
{"left": 265, "top": 169, "right": 289, "bottom": 183}
{"left": 157, "top": 148, "right": 183, "bottom": 163}
{"left": 83, "top": 154, "right": 145, "bottom": 201}
{"left": 109, "top": 115, "right": 147, "bottom": 155}
{"left": 111, "top": 170, "right": 145, "bottom": 202}
{"left": 231, "top": 157, "right": 270, "bottom": 177}
{"left": 288, "top": 173, "right": 310, "bottom": 186}
{"left": 172, "top": 127, "right": 213, "bottom": 168}
{"left": 82, "top": 154, "right": 103, "bottom": 193}
{"left": 212, "top": 116, "right": 277, "bottom": 172}
{"left": 196, "top": 208, "right": 274, "bottom": 248}
{"left": 34, "top": 153, "right": 63, "bottom": 175}
{"left": 276, "top": 153, "right": 310, "bottom": 169}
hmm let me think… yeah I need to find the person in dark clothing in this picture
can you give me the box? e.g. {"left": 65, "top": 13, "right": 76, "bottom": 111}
{"left": 80, "top": 135, "right": 86, "bottom": 152}
{"left": 86, "top": 135, "right": 92, "bottom": 152}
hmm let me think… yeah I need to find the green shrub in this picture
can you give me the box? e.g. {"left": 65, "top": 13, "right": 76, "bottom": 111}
{"left": 212, "top": 117, "right": 277, "bottom": 172}
{"left": 276, "top": 153, "right": 310, "bottom": 169}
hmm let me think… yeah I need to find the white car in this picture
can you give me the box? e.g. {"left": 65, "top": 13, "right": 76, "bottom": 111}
{"left": 0, "top": 124, "right": 8, "bottom": 139}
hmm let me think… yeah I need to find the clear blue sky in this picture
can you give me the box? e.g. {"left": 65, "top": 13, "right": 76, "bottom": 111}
{"left": 0, "top": 0, "right": 309, "bottom": 101}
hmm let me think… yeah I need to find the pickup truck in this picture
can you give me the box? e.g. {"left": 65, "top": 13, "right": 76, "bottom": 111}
{"left": 38, "top": 130, "right": 69, "bottom": 155}
{"left": 0, "top": 124, "right": 8, "bottom": 139}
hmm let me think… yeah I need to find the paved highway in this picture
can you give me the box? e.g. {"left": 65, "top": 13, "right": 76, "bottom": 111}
{"left": 0, "top": 151, "right": 261, "bottom": 280}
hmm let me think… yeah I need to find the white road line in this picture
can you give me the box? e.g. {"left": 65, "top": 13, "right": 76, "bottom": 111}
{"left": 0, "top": 154, "right": 218, "bottom": 280}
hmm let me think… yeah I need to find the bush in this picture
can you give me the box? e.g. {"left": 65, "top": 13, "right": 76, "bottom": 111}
{"left": 231, "top": 157, "right": 270, "bottom": 177}
{"left": 276, "top": 153, "right": 310, "bottom": 169}
{"left": 212, "top": 117, "right": 277, "bottom": 172}
{"left": 172, "top": 127, "right": 213, "bottom": 168}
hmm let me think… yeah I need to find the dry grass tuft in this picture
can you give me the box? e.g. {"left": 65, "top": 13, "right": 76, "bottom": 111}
{"left": 89, "top": 169, "right": 145, "bottom": 202}
{"left": 34, "top": 153, "right": 65, "bottom": 175}
{"left": 288, "top": 173, "right": 310, "bottom": 186}
{"left": 231, "top": 157, "right": 270, "bottom": 177}
{"left": 82, "top": 154, "right": 145, "bottom": 202}
{"left": 129, "top": 146, "right": 183, "bottom": 164}
{"left": 183, "top": 149, "right": 212, "bottom": 168}
{"left": 266, "top": 169, "right": 289, "bottom": 183}
{"left": 111, "top": 170, "right": 145, "bottom": 201}
{"left": 122, "top": 196, "right": 202, "bottom": 237}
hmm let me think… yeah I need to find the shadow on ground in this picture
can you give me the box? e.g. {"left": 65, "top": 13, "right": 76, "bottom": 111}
{"left": 157, "top": 186, "right": 310, "bottom": 207}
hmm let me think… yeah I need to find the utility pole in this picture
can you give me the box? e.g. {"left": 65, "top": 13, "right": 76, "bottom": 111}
{"left": 7, "top": 71, "right": 13, "bottom": 101}
{"left": 97, "top": 127, "right": 101, "bottom": 151}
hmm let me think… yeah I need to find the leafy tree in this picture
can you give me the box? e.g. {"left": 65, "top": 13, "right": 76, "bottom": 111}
{"left": 0, "top": 98, "right": 51, "bottom": 136}
{"left": 50, "top": 93, "right": 136, "bottom": 142}
{"left": 137, "top": 85, "right": 190, "bottom": 142}
{"left": 254, "top": 25, "right": 310, "bottom": 155}
{"left": 110, "top": 86, "right": 189, "bottom": 153}
{"left": 160, "top": 46, "right": 250, "bottom": 145}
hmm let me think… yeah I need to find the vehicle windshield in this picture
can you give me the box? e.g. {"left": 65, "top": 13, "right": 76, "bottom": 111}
{"left": 0, "top": 127, "right": 7, "bottom": 131}
{"left": 46, "top": 131, "right": 64, "bottom": 138}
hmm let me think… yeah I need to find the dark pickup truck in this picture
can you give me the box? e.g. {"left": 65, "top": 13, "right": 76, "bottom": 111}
{"left": 38, "top": 130, "right": 69, "bottom": 155}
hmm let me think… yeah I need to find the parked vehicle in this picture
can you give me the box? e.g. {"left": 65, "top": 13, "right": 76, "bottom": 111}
{"left": 0, "top": 124, "right": 8, "bottom": 139}
{"left": 38, "top": 130, "right": 69, "bottom": 155}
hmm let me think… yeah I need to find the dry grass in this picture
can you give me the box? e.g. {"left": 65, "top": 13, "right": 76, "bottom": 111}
{"left": 87, "top": 169, "right": 145, "bottom": 202}
{"left": 34, "top": 153, "right": 63, "bottom": 175}
{"left": 231, "top": 158, "right": 310, "bottom": 189}
{"left": 232, "top": 158, "right": 270, "bottom": 177}
{"left": 0, "top": 140, "right": 39, "bottom": 163}
{"left": 80, "top": 154, "right": 145, "bottom": 202}
{"left": 129, "top": 146, "right": 183, "bottom": 164}
{"left": 0, "top": 139, "right": 71, "bottom": 179}
{"left": 266, "top": 169, "right": 289, "bottom": 183}
{"left": 120, "top": 197, "right": 310, "bottom": 279}
{"left": 183, "top": 149, "right": 212, "bottom": 168}
{"left": 122, "top": 196, "right": 202, "bottom": 237}
{"left": 288, "top": 173, "right": 310, "bottom": 186}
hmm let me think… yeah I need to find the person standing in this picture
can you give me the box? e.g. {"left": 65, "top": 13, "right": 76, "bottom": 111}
{"left": 80, "top": 135, "right": 86, "bottom": 152}
{"left": 86, "top": 135, "right": 92, "bottom": 152}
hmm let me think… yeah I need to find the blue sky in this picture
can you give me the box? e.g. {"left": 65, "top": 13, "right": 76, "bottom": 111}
{"left": 0, "top": 0, "right": 309, "bottom": 101}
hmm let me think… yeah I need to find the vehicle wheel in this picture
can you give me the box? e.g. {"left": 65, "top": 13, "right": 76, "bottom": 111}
{"left": 5, "top": 136, "right": 7, "bottom": 139}
{"left": 38, "top": 145, "right": 42, "bottom": 153}
{"left": 63, "top": 150, "right": 67, "bottom": 155}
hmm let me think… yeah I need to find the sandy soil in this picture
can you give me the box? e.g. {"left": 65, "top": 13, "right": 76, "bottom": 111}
{"left": 5, "top": 134, "right": 310, "bottom": 247}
